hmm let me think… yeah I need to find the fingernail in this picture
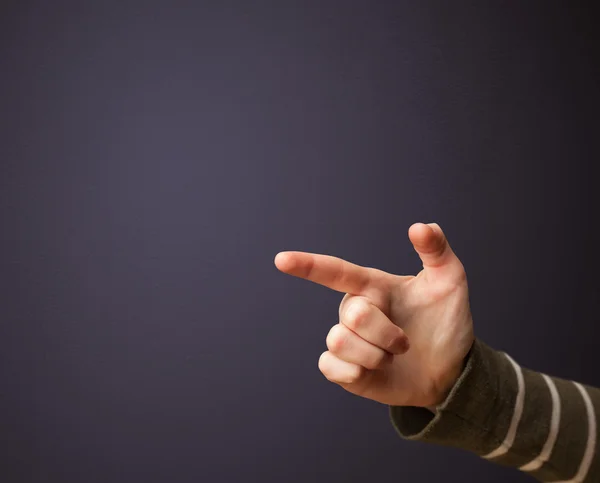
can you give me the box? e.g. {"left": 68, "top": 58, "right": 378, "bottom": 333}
{"left": 390, "top": 336, "right": 410, "bottom": 354}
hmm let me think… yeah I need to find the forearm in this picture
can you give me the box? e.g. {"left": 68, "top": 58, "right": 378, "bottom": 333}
{"left": 390, "top": 339, "right": 600, "bottom": 482}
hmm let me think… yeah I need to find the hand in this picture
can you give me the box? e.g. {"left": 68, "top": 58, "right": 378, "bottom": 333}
{"left": 274, "top": 223, "right": 474, "bottom": 408}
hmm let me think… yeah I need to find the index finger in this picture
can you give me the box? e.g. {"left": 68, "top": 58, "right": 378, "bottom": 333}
{"left": 274, "top": 251, "right": 373, "bottom": 294}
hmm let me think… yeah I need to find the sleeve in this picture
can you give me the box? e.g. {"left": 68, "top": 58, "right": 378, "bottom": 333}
{"left": 389, "top": 338, "right": 600, "bottom": 482}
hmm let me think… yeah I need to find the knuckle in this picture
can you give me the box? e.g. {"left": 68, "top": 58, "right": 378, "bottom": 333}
{"left": 343, "top": 301, "right": 370, "bottom": 331}
{"left": 326, "top": 324, "right": 348, "bottom": 353}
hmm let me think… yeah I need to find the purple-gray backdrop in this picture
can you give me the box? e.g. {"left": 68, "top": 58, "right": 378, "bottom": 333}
{"left": 1, "top": 2, "right": 599, "bottom": 482}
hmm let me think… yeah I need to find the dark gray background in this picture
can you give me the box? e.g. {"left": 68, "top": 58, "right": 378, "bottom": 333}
{"left": 1, "top": 1, "right": 599, "bottom": 482}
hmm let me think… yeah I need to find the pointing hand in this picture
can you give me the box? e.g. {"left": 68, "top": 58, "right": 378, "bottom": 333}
{"left": 274, "top": 223, "right": 474, "bottom": 408}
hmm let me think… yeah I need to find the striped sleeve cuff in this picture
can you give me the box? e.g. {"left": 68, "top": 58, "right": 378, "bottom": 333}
{"left": 389, "top": 338, "right": 600, "bottom": 482}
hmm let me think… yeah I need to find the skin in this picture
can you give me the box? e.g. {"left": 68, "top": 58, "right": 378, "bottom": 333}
{"left": 273, "top": 222, "right": 475, "bottom": 409}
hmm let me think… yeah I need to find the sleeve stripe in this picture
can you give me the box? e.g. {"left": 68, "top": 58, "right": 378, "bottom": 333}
{"left": 519, "top": 374, "right": 561, "bottom": 472}
{"left": 482, "top": 353, "right": 525, "bottom": 460}
{"left": 553, "top": 383, "right": 596, "bottom": 483}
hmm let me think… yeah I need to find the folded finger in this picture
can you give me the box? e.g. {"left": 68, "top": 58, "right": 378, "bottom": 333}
{"left": 318, "top": 351, "right": 365, "bottom": 384}
{"left": 326, "top": 324, "right": 391, "bottom": 370}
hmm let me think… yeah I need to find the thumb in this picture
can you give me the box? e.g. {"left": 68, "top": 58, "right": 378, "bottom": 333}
{"left": 408, "top": 222, "right": 461, "bottom": 271}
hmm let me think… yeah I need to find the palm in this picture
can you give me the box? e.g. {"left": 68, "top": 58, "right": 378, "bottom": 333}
{"left": 275, "top": 223, "right": 475, "bottom": 408}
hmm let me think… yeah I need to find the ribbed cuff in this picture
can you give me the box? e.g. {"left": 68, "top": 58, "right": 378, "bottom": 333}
{"left": 389, "top": 338, "right": 516, "bottom": 455}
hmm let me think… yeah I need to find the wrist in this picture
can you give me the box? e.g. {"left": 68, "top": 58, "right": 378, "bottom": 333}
{"left": 429, "top": 353, "right": 469, "bottom": 409}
